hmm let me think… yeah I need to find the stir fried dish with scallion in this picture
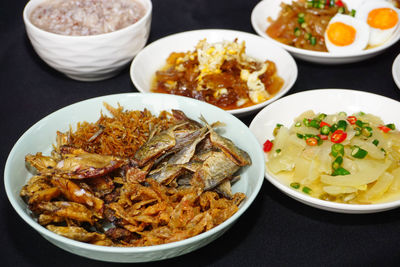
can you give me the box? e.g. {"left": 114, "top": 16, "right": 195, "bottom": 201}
{"left": 266, "top": 0, "right": 354, "bottom": 51}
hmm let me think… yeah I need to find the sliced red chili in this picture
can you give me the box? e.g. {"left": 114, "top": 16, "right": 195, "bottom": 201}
{"left": 331, "top": 129, "right": 347, "bottom": 143}
{"left": 336, "top": 0, "right": 344, "bottom": 7}
{"left": 320, "top": 121, "right": 331, "bottom": 128}
{"left": 347, "top": 116, "right": 357, "bottom": 125}
{"left": 318, "top": 134, "right": 328, "bottom": 140}
{"left": 306, "top": 137, "right": 318, "bottom": 146}
{"left": 378, "top": 125, "right": 391, "bottom": 133}
{"left": 263, "top": 140, "right": 273, "bottom": 152}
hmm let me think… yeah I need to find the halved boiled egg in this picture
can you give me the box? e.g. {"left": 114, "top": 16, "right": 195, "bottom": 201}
{"left": 324, "top": 14, "right": 370, "bottom": 53}
{"left": 356, "top": 0, "right": 400, "bottom": 47}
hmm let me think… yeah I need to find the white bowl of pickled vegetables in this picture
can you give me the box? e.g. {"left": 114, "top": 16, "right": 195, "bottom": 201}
{"left": 249, "top": 89, "right": 400, "bottom": 213}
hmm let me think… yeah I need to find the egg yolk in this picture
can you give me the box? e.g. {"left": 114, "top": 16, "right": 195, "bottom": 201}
{"left": 367, "top": 8, "right": 399, "bottom": 30}
{"left": 327, "top": 22, "right": 356, "bottom": 46}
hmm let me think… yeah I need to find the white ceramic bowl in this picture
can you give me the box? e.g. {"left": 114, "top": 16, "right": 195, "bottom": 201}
{"left": 4, "top": 93, "right": 264, "bottom": 262}
{"left": 130, "top": 29, "right": 297, "bottom": 116}
{"left": 392, "top": 53, "right": 400, "bottom": 89}
{"left": 23, "top": 0, "right": 152, "bottom": 81}
{"left": 249, "top": 89, "right": 400, "bottom": 213}
{"left": 251, "top": 0, "right": 400, "bottom": 64}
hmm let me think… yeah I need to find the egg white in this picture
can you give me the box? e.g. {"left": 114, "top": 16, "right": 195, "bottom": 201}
{"left": 356, "top": 0, "right": 400, "bottom": 46}
{"left": 325, "top": 14, "right": 370, "bottom": 53}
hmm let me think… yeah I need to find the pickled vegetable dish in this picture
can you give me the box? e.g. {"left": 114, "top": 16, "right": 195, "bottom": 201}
{"left": 264, "top": 111, "right": 400, "bottom": 204}
{"left": 151, "top": 39, "right": 284, "bottom": 110}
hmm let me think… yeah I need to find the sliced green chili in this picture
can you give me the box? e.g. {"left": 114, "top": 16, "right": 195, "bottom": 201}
{"left": 372, "top": 139, "right": 379, "bottom": 146}
{"left": 320, "top": 125, "right": 331, "bottom": 135}
{"left": 290, "top": 182, "right": 300, "bottom": 189}
{"left": 386, "top": 123, "right": 396, "bottom": 130}
{"left": 351, "top": 145, "right": 368, "bottom": 159}
{"left": 332, "top": 167, "right": 350, "bottom": 176}
{"left": 302, "top": 186, "right": 312, "bottom": 194}
{"left": 332, "top": 156, "right": 343, "bottom": 170}
{"left": 361, "top": 126, "right": 373, "bottom": 137}
{"left": 331, "top": 143, "right": 344, "bottom": 157}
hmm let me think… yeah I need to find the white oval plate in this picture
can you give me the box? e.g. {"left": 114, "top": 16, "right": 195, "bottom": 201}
{"left": 130, "top": 29, "right": 297, "bottom": 117}
{"left": 249, "top": 89, "right": 400, "bottom": 213}
{"left": 251, "top": 0, "right": 400, "bottom": 64}
{"left": 4, "top": 93, "right": 264, "bottom": 262}
{"left": 393, "top": 53, "right": 400, "bottom": 89}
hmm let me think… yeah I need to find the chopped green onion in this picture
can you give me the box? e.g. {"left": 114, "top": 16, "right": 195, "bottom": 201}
{"left": 351, "top": 145, "right": 368, "bottom": 159}
{"left": 290, "top": 182, "right": 301, "bottom": 189}
{"left": 310, "top": 36, "right": 316, "bottom": 45}
{"left": 301, "top": 22, "right": 307, "bottom": 28}
{"left": 332, "top": 167, "right": 350, "bottom": 176}
{"left": 302, "top": 186, "right": 312, "bottom": 194}
{"left": 351, "top": 9, "right": 356, "bottom": 17}
{"left": 320, "top": 125, "right": 331, "bottom": 135}
{"left": 331, "top": 143, "right": 344, "bottom": 157}
{"left": 372, "top": 139, "right": 379, "bottom": 146}
{"left": 294, "top": 27, "right": 301, "bottom": 37}
{"left": 304, "top": 32, "right": 312, "bottom": 40}
{"left": 295, "top": 122, "right": 301, "bottom": 127}
{"left": 275, "top": 148, "right": 282, "bottom": 153}
{"left": 381, "top": 148, "right": 387, "bottom": 156}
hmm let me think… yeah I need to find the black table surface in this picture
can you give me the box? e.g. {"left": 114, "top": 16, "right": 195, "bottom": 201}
{"left": 2, "top": 0, "right": 400, "bottom": 266}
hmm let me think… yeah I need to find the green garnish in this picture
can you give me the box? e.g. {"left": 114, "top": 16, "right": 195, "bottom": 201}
{"left": 290, "top": 182, "right": 301, "bottom": 189}
{"left": 351, "top": 145, "right": 368, "bottom": 159}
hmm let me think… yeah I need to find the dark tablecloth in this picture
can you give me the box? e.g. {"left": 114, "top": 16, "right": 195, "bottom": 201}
{"left": 2, "top": 0, "right": 400, "bottom": 266}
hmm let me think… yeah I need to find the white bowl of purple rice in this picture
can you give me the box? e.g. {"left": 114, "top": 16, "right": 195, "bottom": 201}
{"left": 23, "top": 0, "right": 152, "bottom": 81}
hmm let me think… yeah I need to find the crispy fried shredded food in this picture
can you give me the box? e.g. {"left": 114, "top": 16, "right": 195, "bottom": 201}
{"left": 21, "top": 103, "right": 249, "bottom": 247}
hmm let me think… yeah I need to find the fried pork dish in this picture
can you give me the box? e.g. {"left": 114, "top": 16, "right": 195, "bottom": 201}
{"left": 152, "top": 39, "right": 283, "bottom": 110}
{"left": 20, "top": 104, "right": 250, "bottom": 246}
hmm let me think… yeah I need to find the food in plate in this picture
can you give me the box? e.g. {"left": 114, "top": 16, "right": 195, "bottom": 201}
{"left": 151, "top": 39, "right": 284, "bottom": 110}
{"left": 356, "top": 0, "right": 400, "bottom": 46}
{"left": 30, "top": 0, "right": 146, "bottom": 36}
{"left": 263, "top": 110, "right": 400, "bottom": 204}
{"left": 266, "top": 0, "right": 399, "bottom": 53}
{"left": 20, "top": 103, "right": 250, "bottom": 246}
